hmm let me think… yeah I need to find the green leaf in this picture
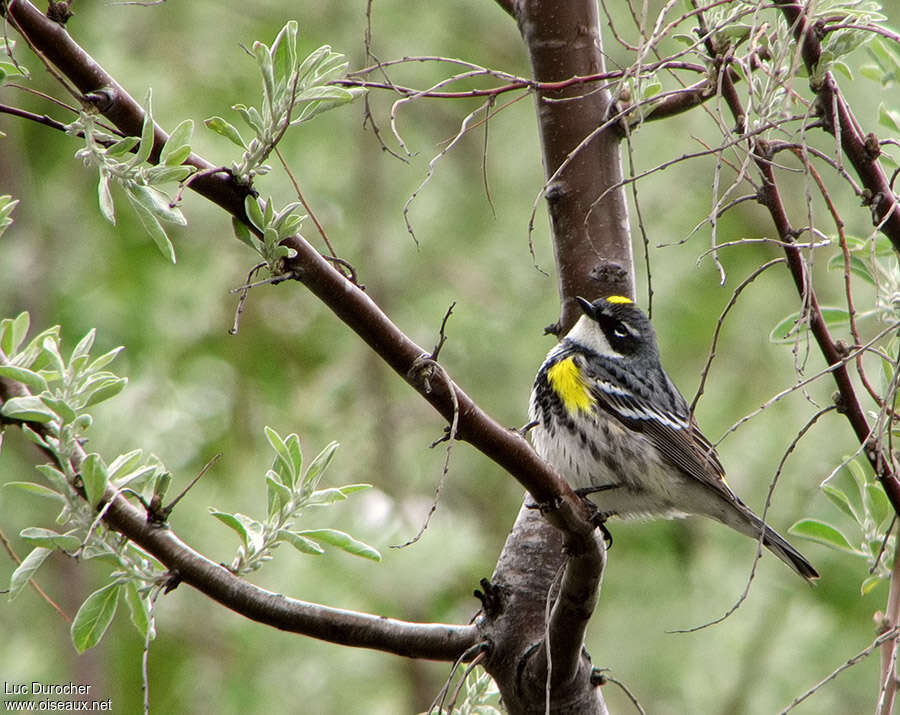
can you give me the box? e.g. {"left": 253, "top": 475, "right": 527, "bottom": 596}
{"left": 8, "top": 547, "right": 52, "bottom": 601}
{"left": 266, "top": 472, "right": 293, "bottom": 519}
{"left": 880, "top": 103, "right": 900, "bottom": 133}
{"left": 3, "top": 481, "right": 64, "bottom": 501}
{"left": 123, "top": 581, "right": 154, "bottom": 640}
{"left": 97, "top": 172, "right": 116, "bottom": 224}
{"left": 144, "top": 164, "right": 193, "bottom": 184}
{"left": 210, "top": 510, "right": 265, "bottom": 553}
{"left": 822, "top": 484, "right": 860, "bottom": 523}
{"left": 20, "top": 527, "right": 81, "bottom": 551}
{"left": 104, "top": 136, "right": 140, "bottom": 157}
{"left": 81, "top": 452, "right": 109, "bottom": 508}
{"left": 303, "top": 441, "right": 339, "bottom": 491}
{"left": 305, "top": 487, "right": 348, "bottom": 506}
{"left": 866, "top": 483, "right": 892, "bottom": 530}
{"left": 0, "top": 365, "right": 48, "bottom": 393}
{"left": 285, "top": 432, "right": 303, "bottom": 477}
{"left": 0, "top": 395, "right": 55, "bottom": 422}
{"left": 232, "top": 217, "right": 258, "bottom": 250}
{"left": 205, "top": 116, "right": 247, "bottom": 148}
{"left": 82, "top": 375, "right": 127, "bottom": 407}
{"left": 278, "top": 529, "right": 325, "bottom": 555}
{"left": 244, "top": 195, "right": 265, "bottom": 232}
{"left": 107, "top": 449, "right": 144, "bottom": 481}
{"left": 85, "top": 346, "right": 124, "bottom": 374}
{"left": 71, "top": 582, "right": 121, "bottom": 653}
{"left": 789, "top": 519, "right": 863, "bottom": 555}
{"left": 5, "top": 311, "right": 30, "bottom": 356}
{"left": 126, "top": 191, "right": 177, "bottom": 263}
{"left": 35, "top": 464, "right": 70, "bottom": 494}
{"left": 127, "top": 184, "right": 186, "bottom": 226}
{"left": 769, "top": 307, "right": 850, "bottom": 343}
{"left": 826, "top": 252, "right": 874, "bottom": 285}
{"left": 338, "top": 483, "right": 372, "bottom": 495}
{"left": 160, "top": 119, "right": 193, "bottom": 165}
{"left": 40, "top": 395, "right": 76, "bottom": 425}
{"left": 297, "top": 528, "right": 381, "bottom": 561}
{"left": 264, "top": 426, "right": 297, "bottom": 486}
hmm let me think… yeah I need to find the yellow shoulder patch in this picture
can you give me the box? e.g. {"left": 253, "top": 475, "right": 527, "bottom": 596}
{"left": 546, "top": 357, "right": 593, "bottom": 413}
{"left": 605, "top": 295, "right": 633, "bottom": 304}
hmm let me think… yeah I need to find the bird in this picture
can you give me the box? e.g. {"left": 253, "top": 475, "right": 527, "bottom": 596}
{"left": 528, "top": 294, "right": 818, "bottom": 581}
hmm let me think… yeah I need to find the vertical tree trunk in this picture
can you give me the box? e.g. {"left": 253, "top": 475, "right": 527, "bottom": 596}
{"left": 516, "top": 0, "right": 633, "bottom": 333}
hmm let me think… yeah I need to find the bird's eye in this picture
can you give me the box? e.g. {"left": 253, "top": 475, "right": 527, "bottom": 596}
{"left": 613, "top": 323, "right": 629, "bottom": 339}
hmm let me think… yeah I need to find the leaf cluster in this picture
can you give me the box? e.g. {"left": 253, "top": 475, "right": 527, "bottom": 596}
{"left": 210, "top": 426, "right": 379, "bottom": 574}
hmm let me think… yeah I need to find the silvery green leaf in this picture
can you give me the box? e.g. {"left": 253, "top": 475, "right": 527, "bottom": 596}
{"left": 123, "top": 581, "right": 154, "bottom": 640}
{"left": 233, "top": 104, "right": 264, "bottom": 134}
{"left": 3, "top": 481, "right": 64, "bottom": 501}
{"left": 20, "top": 527, "right": 81, "bottom": 551}
{"left": 205, "top": 116, "right": 247, "bottom": 148}
{"left": 0, "top": 311, "right": 29, "bottom": 355}
{"left": 8, "top": 547, "right": 52, "bottom": 601}
{"left": 296, "top": 528, "right": 381, "bottom": 561}
{"left": 104, "top": 135, "right": 140, "bottom": 157}
{"left": 160, "top": 119, "right": 193, "bottom": 165}
{"left": 39, "top": 395, "right": 76, "bottom": 424}
{"left": 144, "top": 164, "right": 193, "bottom": 184}
{"left": 0, "top": 365, "right": 48, "bottom": 393}
{"left": 82, "top": 376, "right": 127, "bottom": 407}
{"left": 231, "top": 217, "right": 259, "bottom": 250}
{"left": 244, "top": 195, "right": 265, "bottom": 231}
{"left": 278, "top": 529, "right": 325, "bottom": 556}
{"left": 0, "top": 395, "right": 55, "bottom": 422}
{"left": 85, "top": 346, "right": 124, "bottom": 374}
{"left": 127, "top": 184, "right": 186, "bottom": 226}
{"left": 303, "top": 441, "right": 339, "bottom": 491}
{"left": 107, "top": 449, "right": 143, "bottom": 481}
{"left": 126, "top": 191, "right": 176, "bottom": 263}
{"left": 71, "top": 582, "right": 121, "bottom": 653}
{"left": 81, "top": 452, "right": 109, "bottom": 508}
{"left": 70, "top": 328, "right": 96, "bottom": 363}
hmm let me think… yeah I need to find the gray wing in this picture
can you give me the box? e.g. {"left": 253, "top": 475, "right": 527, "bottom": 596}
{"left": 587, "top": 366, "right": 734, "bottom": 498}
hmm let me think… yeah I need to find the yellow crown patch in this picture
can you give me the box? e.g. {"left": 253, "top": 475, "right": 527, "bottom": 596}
{"left": 605, "top": 295, "right": 633, "bottom": 304}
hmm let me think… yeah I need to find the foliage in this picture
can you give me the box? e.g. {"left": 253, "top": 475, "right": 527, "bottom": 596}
{"left": 210, "top": 426, "right": 379, "bottom": 574}
{"left": 0, "top": 312, "right": 165, "bottom": 651}
{"left": 66, "top": 94, "right": 192, "bottom": 263}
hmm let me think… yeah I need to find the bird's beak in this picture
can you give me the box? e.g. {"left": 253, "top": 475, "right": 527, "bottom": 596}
{"left": 575, "top": 296, "right": 595, "bottom": 317}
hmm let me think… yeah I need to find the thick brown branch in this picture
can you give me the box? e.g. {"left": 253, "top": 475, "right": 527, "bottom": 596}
{"left": 515, "top": 0, "right": 633, "bottom": 333}
{"left": 0, "top": 377, "right": 482, "bottom": 660}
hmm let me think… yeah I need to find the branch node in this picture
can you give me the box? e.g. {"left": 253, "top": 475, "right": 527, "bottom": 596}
{"left": 473, "top": 577, "right": 505, "bottom": 618}
{"left": 832, "top": 390, "right": 848, "bottom": 414}
{"left": 865, "top": 133, "right": 882, "bottom": 161}
{"left": 46, "top": 1, "right": 73, "bottom": 25}
{"left": 82, "top": 88, "right": 116, "bottom": 113}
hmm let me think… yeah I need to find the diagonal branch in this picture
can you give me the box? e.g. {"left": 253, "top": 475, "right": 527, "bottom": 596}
{"left": 773, "top": 0, "right": 900, "bottom": 251}
{"left": 692, "top": 4, "right": 900, "bottom": 516}
{"left": 0, "top": 373, "right": 481, "bottom": 661}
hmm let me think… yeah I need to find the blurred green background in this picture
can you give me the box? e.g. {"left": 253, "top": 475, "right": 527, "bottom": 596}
{"left": 1, "top": 1, "right": 899, "bottom": 712}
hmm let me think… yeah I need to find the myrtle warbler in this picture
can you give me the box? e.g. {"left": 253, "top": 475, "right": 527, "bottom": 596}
{"left": 528, "top": 295, "right": 818, "bottom": 581}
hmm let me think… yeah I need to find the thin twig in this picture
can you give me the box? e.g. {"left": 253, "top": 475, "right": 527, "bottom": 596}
{"left": 781, "top": 627, "right": 900, "bottom": 713}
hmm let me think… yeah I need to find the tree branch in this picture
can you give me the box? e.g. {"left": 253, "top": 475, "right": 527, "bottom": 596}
{"left": 0, "top": 374, "right": 482, "bottom": 661}
{"left": 515, "top": 0, "right": 634, "bottom": 334}
{"left": 773, "top": 0, "right": 900, "bottom": 251}
{"left": 693, "top": 4, "right": 900, "bottom": 516}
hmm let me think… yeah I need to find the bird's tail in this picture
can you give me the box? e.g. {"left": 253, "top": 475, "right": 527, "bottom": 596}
{"left": 730, "top": 506, "right": 819, "bottom": 582}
